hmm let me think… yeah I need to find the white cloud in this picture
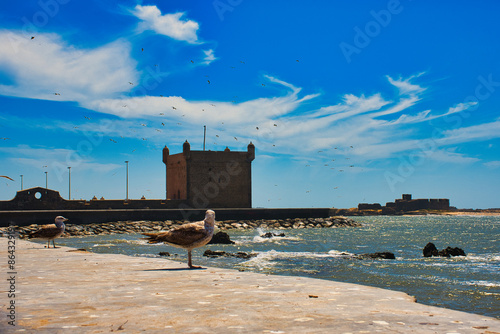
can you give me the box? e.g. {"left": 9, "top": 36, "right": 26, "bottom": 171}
{"left": 0, "top": 30, "right": 139, "bottom": 102}
{"left": 438, "top": 119, "right": 500, "bottom": 145}
{"left": 132, "top": 5, "right": 199, "bottom": 44}
{"left": 387, "top": 74, "right": 426, "bottom": 96}
{"left": 202, "top": 49, "right": 217, "bottom": 65}
{"left": 425, "top": 149, "right": 480, "bottom": 164}
{"left": 0, "top": 145, "right": 121, "bottom": 173}
{"left": 484, "top": 161, "right": 500, "bottom": 169}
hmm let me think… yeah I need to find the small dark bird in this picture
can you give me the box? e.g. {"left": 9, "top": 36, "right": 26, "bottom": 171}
{"left": 31, "top": 36, "right": 35, "bottom": 40}
{"left": 54, "top": 93, "right": 60, "bottom": 96}
{"left": 142, "top": 210, "right": 216, "bottom": 269}
{"left": 172, "top": 106, "right": 177, "bottom": 110}
{"left": 28, "top": 216, "right": 68, "bottom": 248}
{"left": 207, "top": 80, "right": 211, "bottom": 84}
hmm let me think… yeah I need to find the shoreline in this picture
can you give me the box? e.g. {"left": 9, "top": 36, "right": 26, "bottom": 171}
{"left": 1, "top": 238, "right": 499, "bottom": 333}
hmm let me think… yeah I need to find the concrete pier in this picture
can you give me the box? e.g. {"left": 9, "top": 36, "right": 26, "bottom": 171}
{"left": 1, "top": 239, "right": 499, "bottom": 333}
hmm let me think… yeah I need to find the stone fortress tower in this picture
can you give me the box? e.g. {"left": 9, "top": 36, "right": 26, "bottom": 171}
{"left": 163, "top": 141, "right": 255, "bottom": 208}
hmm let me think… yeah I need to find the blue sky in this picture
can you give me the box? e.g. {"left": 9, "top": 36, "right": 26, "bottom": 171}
{"left": 0, "top": 0, "right": 499, "bottom": 209}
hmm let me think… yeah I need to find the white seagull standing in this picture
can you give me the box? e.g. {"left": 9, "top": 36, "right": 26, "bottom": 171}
{"left": 142, "top": 210, "right": 216, "bottom": 269}
{"left": 28, "top": 216, "right": 68, "bottom": 248}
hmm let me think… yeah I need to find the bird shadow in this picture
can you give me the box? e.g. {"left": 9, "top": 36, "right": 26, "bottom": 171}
{"left": 142, "top": 267, "right": 206, "bottom": 272}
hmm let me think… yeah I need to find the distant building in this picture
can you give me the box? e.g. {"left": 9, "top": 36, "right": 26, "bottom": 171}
{"left": 163, "top": 140, "right": 255, "bottom": 208}
{"left": 359, "top": 194, "right": 450, "bottom": 212}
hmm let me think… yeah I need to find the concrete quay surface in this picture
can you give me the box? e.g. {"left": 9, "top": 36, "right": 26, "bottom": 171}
{"left": 1, "top": 239, "right": 499, "bottom": 334}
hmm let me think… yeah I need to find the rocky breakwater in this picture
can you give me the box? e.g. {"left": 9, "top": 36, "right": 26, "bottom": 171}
{"left": 6, "top": 216, "right": 361, "bottom": 238}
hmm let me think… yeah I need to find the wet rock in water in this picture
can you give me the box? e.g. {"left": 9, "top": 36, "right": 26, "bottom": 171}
{"left": 203, "top": 250, "right": 227, "bottom": 257}
{"left": 158, "top": 252, "right": 170, "bottom": 257}
{"left": 203, "top": 249, "right": 257, "bottom": 259}
{"left": 357, "top": 252, "right": 396, "bottom": 260}
{"left": 423, "top": 242, "right": 439, "bottom": 257}
{"left": 208, "top": 231, "right": 235, "bottom": 244}
{"left": 438, "top": 246, "right": 466, "bottom": 257}
{"left": 423, "top": 242, "right": 466, "bottom": 257}
{"left": 260, "top": 232, "right": 286, "bottom": 238}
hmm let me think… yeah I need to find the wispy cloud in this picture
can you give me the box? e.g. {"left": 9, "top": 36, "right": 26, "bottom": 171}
{"left": 0, "top": 30, "right": 138, "bottom": 102}
{"left": 202, "top": 49, "right": 217, "bottom": 65}
{"left": 484, "top": 161, "right": 500, "bottom": 169}
{"left": 132, "top": 5, "right": 200, "bottom": 44}
{"left": 438, "top": 119, "right": 500, "bottom": 145}
{"left": 0, "top": 145, "right": 121, "bottom": 173}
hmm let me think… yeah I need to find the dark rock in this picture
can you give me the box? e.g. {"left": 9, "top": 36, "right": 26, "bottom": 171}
{"left": 158, "top": 252, "right": 170, "bottom": 257}
{"left": 438, "top": 246, "right": 466, "bottom": 257}
{"left": 423, "top": 242, "right": 439, "bottom": 257}
{"left": 208, "top": 231, "right": 235, "bottom": 244}
{"left": 203, "top": 250, "right": 227, "bottom": 257}
{"left": 203, "top": 249, "right": 257, "bottom": 259}
{"left": 423, "top": 243, "right": 466, "bottom": 257}
{"left": 358, "top": 252, "right": 396, "bottom": 260}
{"left": 260, "top": 232, "right": 286, "bottom": 238}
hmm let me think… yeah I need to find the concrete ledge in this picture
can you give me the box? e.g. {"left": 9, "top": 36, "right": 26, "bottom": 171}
{"left": 1, "top": 239, "right": 499, "bottom": 333}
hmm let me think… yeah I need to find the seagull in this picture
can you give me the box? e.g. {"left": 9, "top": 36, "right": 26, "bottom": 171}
{"left": 28, "top": 216, "right": 68, "bottom": 248}
{"left": 142, "top": 210, "right": 216, "bottom": 269}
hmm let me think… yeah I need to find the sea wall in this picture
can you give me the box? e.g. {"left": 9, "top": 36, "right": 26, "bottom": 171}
{"left": 4, "top": 216, "right": 361, "bottom": 238}
{"left": 0, "top": 207, "right": 344, "bottom": 227}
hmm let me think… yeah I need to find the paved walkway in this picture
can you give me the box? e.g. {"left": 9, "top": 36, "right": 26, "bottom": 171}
{"left": 1, "top": 238, "right": 499, "bottom": 333}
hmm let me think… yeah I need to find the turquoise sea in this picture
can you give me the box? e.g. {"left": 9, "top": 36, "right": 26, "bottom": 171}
{"left": 39, "top": 215, "right": 500, "bottom": 319}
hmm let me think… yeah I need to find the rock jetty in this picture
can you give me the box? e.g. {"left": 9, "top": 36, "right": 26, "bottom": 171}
{"left": 5, "top": 216, "right": 361, "bottom": 238}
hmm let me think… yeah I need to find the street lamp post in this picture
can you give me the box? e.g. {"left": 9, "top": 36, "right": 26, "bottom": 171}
{"left": 20, "top": 175, "right": 23, "bottom": 190}
{"left": 125, "top": 161, "right": 129, "bottom": 200}
{"left": 45, "top": 171, "right": 48, "bottom": 189}
{"left": 67, "top": 167, "right": 71, "bottom": 200}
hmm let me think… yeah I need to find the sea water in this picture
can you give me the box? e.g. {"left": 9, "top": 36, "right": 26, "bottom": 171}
{"left": 40, "top": 215, "right": 499, "bottom": 318}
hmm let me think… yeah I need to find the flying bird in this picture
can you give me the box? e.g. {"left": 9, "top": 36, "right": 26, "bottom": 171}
{"left": 142, "top": 210, "right": 216, "bottom": 269}
{"left": 28, "top": 216, "right": 68, "bottom": 248}
{"left": 0, "top": 175, "right": 14, "bottom": 181}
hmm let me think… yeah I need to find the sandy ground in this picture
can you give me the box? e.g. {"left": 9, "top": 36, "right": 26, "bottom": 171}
{"left": 0, "top": 238, "right": 499, "bottom": 333}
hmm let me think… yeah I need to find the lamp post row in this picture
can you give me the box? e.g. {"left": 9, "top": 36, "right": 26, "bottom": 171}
{"left": 22, "top": 162, "right": 130, "bottom": 200}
